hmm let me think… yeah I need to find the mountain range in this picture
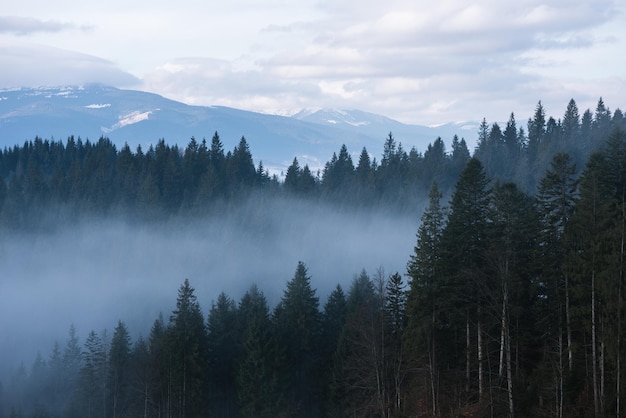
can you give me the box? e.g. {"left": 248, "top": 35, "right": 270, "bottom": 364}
{"left": 0, "top": 84, "right": 477, "bottom": 175}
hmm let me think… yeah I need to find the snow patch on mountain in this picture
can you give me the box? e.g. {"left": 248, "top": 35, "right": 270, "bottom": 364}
{"left": 345, "top": 120, "right": 370, "bottom": 127}
{"left": 84, "top": 104, "right": 111, "bottom": 109}
{"left": 103, "top": 110, "right": 157, "bottom": 132}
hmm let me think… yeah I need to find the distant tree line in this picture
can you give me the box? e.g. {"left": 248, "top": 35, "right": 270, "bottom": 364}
{"left": 0, "top": 97, "right": 622, "bottom": 229}
{"left": 2, "top": 97, "right": 626, "bottom": 417}
{"left": 0, "top": 130, "right": 469, "bottom": 227}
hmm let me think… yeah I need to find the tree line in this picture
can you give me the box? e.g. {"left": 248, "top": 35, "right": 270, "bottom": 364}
{"left": 0, "top": 97, "right": 623, "bottom": 229}
{"left": 2, "top": 97, "right": 626, "bottom": 417}
{"left": 4, "top": 131, "right": 626, "bottom": 416}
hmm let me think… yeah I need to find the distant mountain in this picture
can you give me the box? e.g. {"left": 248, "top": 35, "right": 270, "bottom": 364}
{"left": 0, "top": 84, "right": 477, "bottom": 174}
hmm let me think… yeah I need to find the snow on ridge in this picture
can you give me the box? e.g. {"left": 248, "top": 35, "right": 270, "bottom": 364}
{"left": 290, "top": 107, "right": 322, "bottom": 119}
{"left": 85, "top": 104, "right": 111, "bottom": 109}
{"left": 345, "top": 120, "right": 370, "bottom": 127}
{"left": 102, "top": 110, "right": 157, "bottom": 133}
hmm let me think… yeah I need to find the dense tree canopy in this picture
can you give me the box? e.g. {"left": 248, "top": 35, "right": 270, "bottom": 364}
{"left": 2, "top": 97, "right": 626, "bottom": 417}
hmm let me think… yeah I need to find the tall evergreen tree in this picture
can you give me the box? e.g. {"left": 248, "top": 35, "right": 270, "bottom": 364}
{"left": 207, "top": 292, "right": 239, "bottom": 416}
{"left": 108, "top": 321, "right": 131, "bottom": 418}
{"left": 441, "top": 157, "right": 491, "bottom": 403}
{"left": 536, "top": 152, "right": 579, "bottom": 397}
{"left": 237, "top": 285, "right": 284, "bottom": 417}
{"left": 273, "top": 262, "right": 322, "bottom": 416}
{"left": 406, "top": 181, "right": 446, "bottom": 415}
{"left": 168, "top": 279, "right": 208, "bottom": 418}
{"left": 488, "top": 182, "right": 540, "bottom": 417}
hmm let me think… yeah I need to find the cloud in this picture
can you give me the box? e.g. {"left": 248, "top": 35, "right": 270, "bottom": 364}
{"left": 0, "top": 16, "right": 91, "bottom": 35}
{"left": 134, "top": 0, "right": 624, "bottom": 125}
{"left": 1, "top": 0, "right": 623, "bottom": 125}
{"left": 0, "top": 42, "right": 140, "bottom": 88}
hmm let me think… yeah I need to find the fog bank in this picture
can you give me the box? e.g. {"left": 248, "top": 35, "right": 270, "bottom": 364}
{"left": 0, "top": 196, "right": 420, "bottom": 378}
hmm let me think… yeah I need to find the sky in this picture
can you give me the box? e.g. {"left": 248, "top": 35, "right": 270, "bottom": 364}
{"left": 1, "top": 0, "right": 625, "bottom": 125}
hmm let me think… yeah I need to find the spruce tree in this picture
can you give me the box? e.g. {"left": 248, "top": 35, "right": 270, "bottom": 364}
{"left": 406, "top": 181, "right": 446, "bottom": 415}
{"left": 168, "top": 279, "right": 208, "bottom": 418}
{"left": 207, "top": 292, "right": 239, "bottom": 415}
{"left": 273, "top": 262, "right": 321, "bottom": 416}
{"left": 108, "top": 321, "right": 131, "bottom": 418}
{"left": 441, "top": 157, "right": 491, "bottom": 402}
{"left": 237, "top": 285, "right": 284, "bottom": 417}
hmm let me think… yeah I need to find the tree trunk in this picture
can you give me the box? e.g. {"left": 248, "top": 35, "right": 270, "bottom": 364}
{"left": 431, "top": 297, "right": 438, "bottom": 416}
{"left": 144, "top": 381, "right": 149, "bottom": 418}
{"left": 558, "top": 330, "right": 564, "bottom": 418}
{"left": 618, "top": 200, "right": 624, "bottom": 418}
{"left": 592, "top": 270, "right": 599, "bottom": 418}
{"left": 601, "top": 337, "right": 605, "bottom": 415}
{"left": 506, "top": 314, "right": 514, "bottom": 418}
{"left": 466, "top": 315, "right": 471, "bottom": 395}
{"left": 429, "top": 329, "right": 437, "bottom": 416}
{"left": 478, "top": 313, "right": 484, "bottom": 401}
{"left": 499, "top": 297, "right": 506, "bottom": 378}
{"left": 565, "top": 274, "right": 573, "bottom": 372}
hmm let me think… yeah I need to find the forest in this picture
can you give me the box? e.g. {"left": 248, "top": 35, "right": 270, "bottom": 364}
{"left": 1, "top": 97, "right": 626, "bottom": 417}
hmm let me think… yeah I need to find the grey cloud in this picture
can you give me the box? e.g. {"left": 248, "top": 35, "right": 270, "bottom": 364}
{"left": 0, "top": 43, "right": 140, "bottom": 87}
{"left": 141, "top": 0, "right": 624, "bottom": 125}
{"left": 142, "top": 57, "right": 323, "bottom": 109}
{"left": 0, "top": 16, "right": 91, "bottom": 35}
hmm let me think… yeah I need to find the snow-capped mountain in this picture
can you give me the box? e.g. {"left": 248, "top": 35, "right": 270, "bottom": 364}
{"left": 0, "top": 84, "right": 477, "bottom": 174}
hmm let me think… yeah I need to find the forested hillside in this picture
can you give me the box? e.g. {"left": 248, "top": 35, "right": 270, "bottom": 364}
{"left": 2, "top": 97, "right": 626, "bottom": 417}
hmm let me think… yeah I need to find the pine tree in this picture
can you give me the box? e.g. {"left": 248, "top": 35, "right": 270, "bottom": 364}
{"left": 108, "top": 321, "right": 131, "bottom": 418}
{"left": 406, "top": 181, "right": 446, "bottom": 415}
{"left": 441, "top": 157, "right": 491, "bottom": 403}
{"left": 317, "top": 285, "right": 348, "bottom": 415}
{"left": 536, "top": 152, "right": 579, "bottom": 393}
{"left": 355, "top": 147, "right": 374, "bottom": 201}
{"left": 168, "top": 279, "right": 208, "bottom": 418}
{"left": 79, "top": 329, "right": 109, "bottom": 418}
{"left": 488, "top": 182, "right": 539, "bottom": 417}
{"left": 384, "top": 272, "right": 408, "bottom": 414}
{"left": 207, "top": 292, "right": 239, "bottom": 416}
{"left": 332, "top": 271, "right": 380, "bottom": 416}
{"left": 128, "top": 336, "right": 150, "bottom": 418}
{"left": 230, "top": 136, "right": 256, "bottom": 189}
{"left": 274, "top": 262, "right": 322, "bottom": 416}
{"left": 147, "top": 314, "right": 169, "bottom": 417}
{"left": 567, "top": 152, "right": 612, "bottom": 417}
{"left": 237, "top": 285, "right": 284, "bottom": 417}
{"left": 599, "top": 130, "right": 626, "bottom": 417}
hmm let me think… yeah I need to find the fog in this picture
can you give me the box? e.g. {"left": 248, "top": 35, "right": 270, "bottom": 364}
{"left": 0, "top": 196, "right": 420, "bottom": 379}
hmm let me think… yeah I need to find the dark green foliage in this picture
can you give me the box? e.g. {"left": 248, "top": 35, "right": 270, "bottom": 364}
{"left": 108, "top": 321, "right": 131, "bottom": 418}
{"left": 0, "top": 95, "right": 619, "bottom": 225}
{"left": 207, "top": 292, "right": 239, "bottom": 416}
{"left": 237, "top": 285, "right": 284, "bottom": 417}
{"left": 168, "top": 279, "right": 208, "bottom": 418}
{"left": 273, "top": 261, "right": 322, "bottom": 416}
{"left": 405, "top": 182, "right": 446, "bottom": 415}
{"left": 4, "top": 98, "right": 626, "bottom": 418}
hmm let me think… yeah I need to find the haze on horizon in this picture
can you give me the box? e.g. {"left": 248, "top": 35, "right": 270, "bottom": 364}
{"left": 1, "top": 0, "right": 625, "bottom": 126}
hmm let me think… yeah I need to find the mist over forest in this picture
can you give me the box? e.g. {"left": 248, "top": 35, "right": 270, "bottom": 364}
{"left": 2, "top": 96, "right": 626, "bottom": 417}
{"left": 0, "top": 196, "right": 416, "bottom": 376}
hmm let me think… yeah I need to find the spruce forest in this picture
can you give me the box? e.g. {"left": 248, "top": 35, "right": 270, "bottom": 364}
{"left": 2, "top": 97, "right": 626, "bottom": 417}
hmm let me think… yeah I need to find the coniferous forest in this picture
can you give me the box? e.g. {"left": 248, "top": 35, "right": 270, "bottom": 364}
{"left": 2, "top": 97, "right": 626, "bottom": 417}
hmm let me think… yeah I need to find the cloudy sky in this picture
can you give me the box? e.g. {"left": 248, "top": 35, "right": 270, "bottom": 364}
{"left": 1, "top": 0, "right": 625, "bottom": 125}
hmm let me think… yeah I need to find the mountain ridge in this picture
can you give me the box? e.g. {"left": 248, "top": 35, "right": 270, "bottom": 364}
{"left": 0, "top": 84, "right": 476, "bottom": 174}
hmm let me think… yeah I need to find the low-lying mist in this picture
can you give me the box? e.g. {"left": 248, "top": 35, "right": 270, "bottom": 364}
{"left": 0, "top": 195, "right": 420, "bottom": 379}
